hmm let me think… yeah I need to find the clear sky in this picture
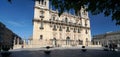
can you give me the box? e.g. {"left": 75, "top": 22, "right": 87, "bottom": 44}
{"left": 0, "top": 0, "right": 120, "bottom": 39}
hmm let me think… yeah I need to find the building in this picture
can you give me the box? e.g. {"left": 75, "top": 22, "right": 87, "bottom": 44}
{"left": 0, "top": 22, "right": 22, "bottom": 49}
{"left": 28, "top": 0, "right": 91, "bottom": 48}
{"left": 92, "top": 31, "right": 120, "bottom": 47}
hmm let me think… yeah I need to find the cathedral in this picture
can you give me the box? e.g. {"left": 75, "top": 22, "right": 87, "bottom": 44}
{"left": 31, "top": 0, "right": 91, "bottom": 48}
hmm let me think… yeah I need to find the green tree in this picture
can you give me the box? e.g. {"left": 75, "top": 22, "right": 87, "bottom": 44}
{"left": 50, "top": 0, "right": 120, "bottom": 25}
{"left": 8, "top": 0, "right": 12, "bottom": 3}
{"left": 8, "top": 0, "right": 120, "bottom": 25}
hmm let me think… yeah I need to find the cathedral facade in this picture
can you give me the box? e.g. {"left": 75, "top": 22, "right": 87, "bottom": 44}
{"left": 31, "top": 0, "right": 91, "bottom": 48}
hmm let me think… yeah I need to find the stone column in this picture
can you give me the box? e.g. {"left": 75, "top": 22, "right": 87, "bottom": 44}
{"left": 14, "top": 39, "right": 16, "bottom": 45}
{"left": 98, "top": 41, "right": 100, "bottom": 45}
{"left": 14, "top": 37, "right": 16, "bottom": 45}
{"left": 17, "top": 38, "right": 19, "bottom": 45}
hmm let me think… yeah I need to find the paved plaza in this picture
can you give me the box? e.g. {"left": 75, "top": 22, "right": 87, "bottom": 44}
{"left": 0, "top": 47, "right": 120, "bottom": 57}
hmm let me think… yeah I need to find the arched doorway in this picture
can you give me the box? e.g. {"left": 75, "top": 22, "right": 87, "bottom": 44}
{"left": 66, "top": 37, "right": 70, "bottom": 45}
{"left": 53, "top": 38, "right": 57, "bottom": 47}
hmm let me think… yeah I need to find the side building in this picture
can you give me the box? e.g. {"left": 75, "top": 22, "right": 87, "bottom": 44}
{"left": 92, "top": 31, "right": 120, "bottom": 47}
{"left": 0, "top": 22, "right": 23, "bottom": 49}
{"left": 30, "top": 0, "right": 91, "bottom": 48}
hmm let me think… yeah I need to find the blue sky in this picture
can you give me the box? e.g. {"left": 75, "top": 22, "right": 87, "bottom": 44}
{"left": 0, "top": 0, "right": 120, "bottom": 39}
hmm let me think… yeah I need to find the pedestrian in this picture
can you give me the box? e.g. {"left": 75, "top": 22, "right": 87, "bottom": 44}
{"left": 109, "top": 44, "right": 112, "bottom": 51}
{"left": 112, "top": 43, "right": 115, "bottom": 51}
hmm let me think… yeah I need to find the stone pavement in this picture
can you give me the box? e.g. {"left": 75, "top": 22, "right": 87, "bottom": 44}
{"left": 1, "top": 47, "right": 120, "bottom": 57}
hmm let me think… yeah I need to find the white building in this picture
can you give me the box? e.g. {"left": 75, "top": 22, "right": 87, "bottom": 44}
{"left": 92, "top": 31, "right": 120, "bottom": 47}
{"left": 24, "top": 0, "right": 91, "bottom": 48}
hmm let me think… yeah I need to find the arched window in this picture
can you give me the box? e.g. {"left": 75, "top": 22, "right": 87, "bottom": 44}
{"left": 78, "top": 28, "right": 80, "bottom": 33}
{"left": 85, "top": 29, "right": 88, "bottom": 34}
{"left": 86, "top": 38, "right": 88, "bottom": 46}
{"left": 73, "top": 28, "right": 76, "bottom": 33}
{"left": 41, "top": 0, "right": 44, "bottom": 5}
{"left": 59, "top": 26, "right": 62, "bottom": 31}
{"left": 66, "top": 37, "right": 70, "bottom": 45}
{"left": 65, "top": 17, "right": 68, "bottom": 23}
{"left": 40, "top": 35, "right": 43, "bottom": 40}
{"left": 66, "top": 27, "right": 70, "bottom": 32}
{"left": 53, "top": 38, "right": 57, "bottom": 46}
{"left": 53, "top": 17, "right": 55, "bottom": 21}
{"left": 53, "top": 25, "right": 57, "bottom": 31}
{"left": 44, "top": 1, "right": 46, "bottom": 5}
{"left": 85, "top": 20, "right": 87, "bottom": 26}
{"left": 40, "top": 22, "right": 44, "bottom": 29}
{"left": 40, "top": 10, "right": 44, "bottom": 18}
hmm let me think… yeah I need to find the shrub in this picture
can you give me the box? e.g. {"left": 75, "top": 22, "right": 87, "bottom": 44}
{"left": 82, "top": 46, "right": 85, "bottom": 48}
{"left": 2, "top": 46, "right": 10, "bottom": 51}
{"left": 46, "top": 46, "right": 50, "bottom": 49}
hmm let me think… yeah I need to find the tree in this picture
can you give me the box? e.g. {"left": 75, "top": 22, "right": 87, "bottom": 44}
{"left": 8, "top": 0, "right": 120, "bottom": 25}
{"left": 50, "top": 0, "right": 120, "bottom": 25}
{"left": 8, "top": 0, "right": 12, "bottom": 3}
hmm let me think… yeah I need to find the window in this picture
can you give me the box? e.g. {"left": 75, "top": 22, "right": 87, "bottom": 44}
{"left": 53, "top": 25, "right": 57, "bottom": 31}
{"left": 40, "top": 10, "right": 44, "bottom": 18}
{"left": 40, "top": 35, "right": 43, "bottom": 40}
{"left": 41, "top": 0, "right": 44, "bottom": 5}
{"left": 66, "top": 27, "right": 70, "bottom": 32}
{"left": 40, "top": 22, "right": 44, "bottom": 29}
{"left": 38, "top": 0, "right": 40, "bottom": 4}
{"left": 85, "top": 29, "right": 88, "bottom": 34}
{"left": 53, "top": 17, "right": 55, "bottom": 21}
{"left": 78, "top": 39, "right": 83, "bottom": 45}
{"left": 73, "top": 28, "right": 76, "bottom": 33}
{"left": 65, "top": 17, "right": 68, "bottom": 23}
{"left": 66, "top": 37, "right": 70, "bottom": 45}
{"left": 49, "top": 19, "right": 52, "bottom": 22}
{"left": 78, "top": 28, "right": 80, "bottom": 33}
{"left": 85, "top": 20, "right": 87, "bottom": 26}
{"left": 82, "top": 10, "right": 87, "bottom": 16}
{"left": 52, "top": 38, "right": 57, "bottom": 46}
{"left": 86, "top": 38, "right": 88, "bottom": 46}
{"left": 45, "top": 1, "right": 46, "bottom": 5}
{"left": 59, "top": 26, "right": 62, "bottom": 31}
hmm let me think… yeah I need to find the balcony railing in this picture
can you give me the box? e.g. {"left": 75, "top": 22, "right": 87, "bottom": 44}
{"left": 33, "top": 19, "right": 90, "bottom": 29}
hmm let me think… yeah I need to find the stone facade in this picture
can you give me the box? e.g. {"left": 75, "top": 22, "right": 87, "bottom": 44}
{"left": 92, "top": 31, "right": 120, "bottom": 47}
{"left": 30, "top": 0, "right": 91, "bottom": 48}
{"left": 0, "top": 22, "right": 22, "bottom": 49}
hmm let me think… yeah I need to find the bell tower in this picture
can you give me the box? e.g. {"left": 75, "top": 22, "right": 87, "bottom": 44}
{"left": 34, "top": 0, "right": 50, "bottom": 20}
{"left": 33, "top": 0, "right": 50, "bottom": 40}
{"left": 35, "top": 0, "right": 49, "bottom": 9}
